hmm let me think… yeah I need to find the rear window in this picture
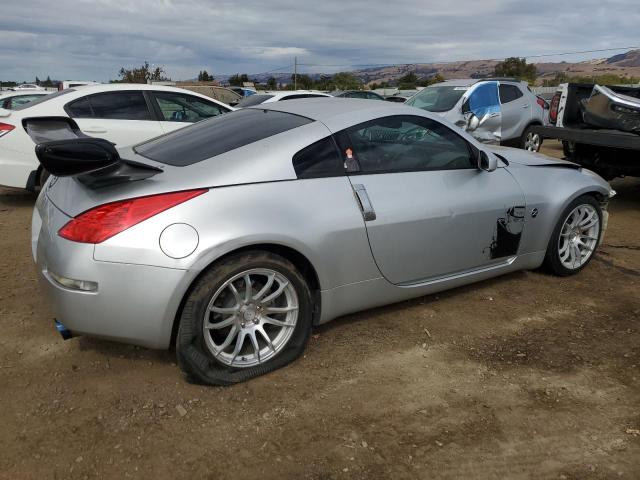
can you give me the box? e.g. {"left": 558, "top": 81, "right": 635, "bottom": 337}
{"left": 135, "top": 108, "right": 312, "bottom": 166}
{"left": 237, "top": 94, "right": 275, "bottom": 107}
{"left": 13, "top": 89, "right": 74, "bottom": 111}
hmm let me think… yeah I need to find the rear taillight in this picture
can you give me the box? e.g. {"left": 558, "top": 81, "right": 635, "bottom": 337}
{"left": 0, "top": 122, "right": 15, "bottom": 138}
{"left": 549, "top": 93, "right": 561, "bottom": 124}
{"left": 58, "top": 189, "right": 207, "bottom": 244}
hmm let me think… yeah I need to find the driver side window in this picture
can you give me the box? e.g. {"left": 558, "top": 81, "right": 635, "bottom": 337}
{"left": 335, "top": 115, "right": 475, "bottom": 174}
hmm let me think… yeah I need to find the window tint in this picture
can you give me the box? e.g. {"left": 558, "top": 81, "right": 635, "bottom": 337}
{"left": 280, "top": 94, "right": 327, "bottom": 101}
{"left": 237, "top": 94, "right": 274, "bottom": 107}
{"left": 135, "top": 108, "right": 312, "bottom": 166}
{"left": 153, "top": 92, "right": 228, "bottom": 122}
{"left": 337, "top": 115, "right": 474, "bottom": 174}
{"left": 66, "top": 97, "right": 93, "bottom": 118}
{"left": 292, "top": 136, "right": 343, "bottom": 178}
{"left": 499, "top": 84, "right": 524, "bottom": 104}
{"left": 89, "top": 92, "right": 151, "bottom": 120}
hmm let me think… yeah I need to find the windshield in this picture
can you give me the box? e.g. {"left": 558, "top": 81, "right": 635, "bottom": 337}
{"left": 406, "top": 85, "right": 467, "bottom": 112}
{"left": 237, "top": 94, "right": 274, "bottom": 107}
{"left": 13, "top": 89, "right": 75, "bottom": 111}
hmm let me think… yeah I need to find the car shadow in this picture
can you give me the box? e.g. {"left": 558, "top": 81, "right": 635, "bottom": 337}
{"left": 76, "top": 336, "right": 175, "bottom": 364}
{"left": 0, "top": 187, "right": 37, "bottom": 208}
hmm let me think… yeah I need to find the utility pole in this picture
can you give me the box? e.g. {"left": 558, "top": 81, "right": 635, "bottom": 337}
{"left": 294, "top": 56, "right": 297, "bottom": 90}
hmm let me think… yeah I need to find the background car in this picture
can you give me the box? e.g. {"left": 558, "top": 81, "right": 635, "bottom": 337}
{"left": 332, "top": 90, "right": 385, "bottom": 100}
{"left": 0, "top": 91, "right": 50, "bottom": 109}
{"left": 10, "top": 84, "right": 44, "bottom": 91}
{"left": 405, "top": 78, "right": 546, "bottom": 151}
{"left": 32, "top": 98, "right": 612, "bottom": 385}
{"left": 235, "top": 91, "right": 332, "bottom": 107}
{"left": 0, "top": 83, "right": 233, "bottom": 190}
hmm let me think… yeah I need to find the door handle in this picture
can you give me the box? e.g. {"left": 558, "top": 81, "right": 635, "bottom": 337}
{"left": 83, "top": 127, "right": 107, "bottom": 133}
{"left": 522, "top": 104, "right": 530, "bottom": 108}
{"left": 352, "top": 184, "right": 376, "bottom": 221}
{"left": 488, "top": 112, "right": 500, "bottom": 118}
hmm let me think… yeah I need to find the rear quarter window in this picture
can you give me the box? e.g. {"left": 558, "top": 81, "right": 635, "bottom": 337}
{"left": 292, "top": 136, "right": 343, "bottom": 178}
{"left": 135, "top": 108, "right": 312, "bottom": 166}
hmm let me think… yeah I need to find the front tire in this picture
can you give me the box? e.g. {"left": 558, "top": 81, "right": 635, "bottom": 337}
{"left": 543, "top": 195, "right": 602, "bottom": 276}
{"left": 176, "top": 251, "right": 312, "bottom": 385}
{"left": 521, "top": 126, "right": 542, "bottom": 152}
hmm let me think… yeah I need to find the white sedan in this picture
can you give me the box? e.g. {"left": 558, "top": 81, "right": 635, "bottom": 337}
{"left": 236, "top": 90, "right": 332, "bottom": 107}
{"left": 0, "top": 84, "right": 233, "bottom": 190}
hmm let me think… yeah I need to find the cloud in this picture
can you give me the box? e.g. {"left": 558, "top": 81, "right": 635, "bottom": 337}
{"left": 0, "top": 0, "right": 637, "bottom": 82}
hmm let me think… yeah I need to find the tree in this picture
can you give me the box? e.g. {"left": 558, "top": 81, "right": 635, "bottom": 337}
{"left": 397, "top": 71, "right": 418, "bottom": 89}
{"left": 198, "top": 70, "right": 213, "bottom": 81}
{"left": 266, "top": 77, "right": 278, "bottom": 90}
{"left": 117, "top": 61, "right": 169, "bottom": 83}
{"left": 330, "top": 72, "right": 362, "bottom": 90}
{"left": 291, "top": 73, "right": 313, "bottom": 90}
{"left": 494, "top": 57, "right": 537, "bottom": 84}
{"left": 228, "top": 74, "right": 249, "bottom": 86}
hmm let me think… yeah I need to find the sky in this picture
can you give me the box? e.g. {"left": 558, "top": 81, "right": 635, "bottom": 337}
{"left": 1, "top": 0, "right": 638, "bottom": 82}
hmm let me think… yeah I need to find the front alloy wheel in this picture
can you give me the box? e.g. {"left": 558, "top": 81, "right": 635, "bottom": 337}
{"left": 544, "top": 195, "right": 602, "bottom": 276}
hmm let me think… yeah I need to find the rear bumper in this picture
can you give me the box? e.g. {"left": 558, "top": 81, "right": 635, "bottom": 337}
{"left": 0, "top": 148, "right": 38, "bottom": 189}
{"left": 32, "top": 206, "right": 196, "bottom": 349}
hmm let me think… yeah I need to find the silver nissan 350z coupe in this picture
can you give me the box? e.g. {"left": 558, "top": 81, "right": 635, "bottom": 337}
{"left": 31, "top": 98, "right": 614, "bottom": 384}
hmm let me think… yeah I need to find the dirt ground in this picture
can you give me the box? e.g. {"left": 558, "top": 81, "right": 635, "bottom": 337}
{"left": 1, "top": 141, "right": 639, "bottom": 479}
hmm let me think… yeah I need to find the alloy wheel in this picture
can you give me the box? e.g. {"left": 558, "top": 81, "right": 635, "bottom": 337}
{"left": 557, "top": 204, "right": 599, "bottom": 270}
{"left": 524, "top": 132, "right": 541, "bottom": 152}
{"left": 203, "top": 268, "right": 299, "bottom": 368}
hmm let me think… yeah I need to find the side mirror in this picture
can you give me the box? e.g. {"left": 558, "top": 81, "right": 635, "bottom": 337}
{"left": 478, "top": 151, "right": 497, "bottom": 172}
{"left": 467, "top": 114, "right": 480, "bottom": 131}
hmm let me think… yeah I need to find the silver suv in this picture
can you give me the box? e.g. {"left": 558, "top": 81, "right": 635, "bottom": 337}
{"left": 406, "top": 79, "right": 546, "bottom": 151}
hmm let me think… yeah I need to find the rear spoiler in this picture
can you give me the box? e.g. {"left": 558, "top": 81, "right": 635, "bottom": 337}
{"left": 27, "top": 116, "right": 162, "bottom": 188}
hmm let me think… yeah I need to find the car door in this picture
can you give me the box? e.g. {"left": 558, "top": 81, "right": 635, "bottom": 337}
{"left": 335, "top": 114, "right": 526, "bottom": 285}
{"left": 65, "top": 91, "right": 164, "bottom": 147}
{"left": 150, "top": 91, "right": 231, "bottom": 134}
{"left": 462, "top": 81, "right": 502, "bottom": 144}
{"left": 499, "top": 83, "right": 529, "bottom": 141}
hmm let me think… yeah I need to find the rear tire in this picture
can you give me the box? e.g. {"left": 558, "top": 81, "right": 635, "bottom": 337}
{"left": 38, "top": 169, "right": 50, "bottom": 189}
{"left": 176, "top": 251, "right": 312, "bottom": 385}
{"left": 543, "top": 195, "right": 602, "bottom": 276}
{"left": 521, "top": 126, "right": 542, "bottom": 152}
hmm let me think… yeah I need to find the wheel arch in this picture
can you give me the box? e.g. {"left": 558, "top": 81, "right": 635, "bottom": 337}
{"left": 169, "top": 242, "right": 322, "bottom": 347}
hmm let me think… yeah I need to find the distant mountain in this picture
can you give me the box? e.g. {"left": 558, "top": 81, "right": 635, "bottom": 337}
{"left": 216, "top": 49, "right": 640, "bottom": 86}
{"left": 605, "top": 49, "right": 640, "bottom": 67}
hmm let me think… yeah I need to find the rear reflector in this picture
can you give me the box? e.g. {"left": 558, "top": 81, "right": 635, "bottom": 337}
{"left": 58, "top": 189, "right": 207, "bottom": 244}
{"left": 549, "top": 93, "right": 561, "bottom": 124}
{"left": 0, "top": 122, "right": 15, "bottom": 138}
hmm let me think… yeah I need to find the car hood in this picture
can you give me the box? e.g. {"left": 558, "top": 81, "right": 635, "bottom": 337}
{"left": 487, "top": 145, "right": 580, "bottom": 169}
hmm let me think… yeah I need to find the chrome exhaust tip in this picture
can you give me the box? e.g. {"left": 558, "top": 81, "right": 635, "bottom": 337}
{"left": 54, "top": 319, "right": 73, "bottom": 340}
